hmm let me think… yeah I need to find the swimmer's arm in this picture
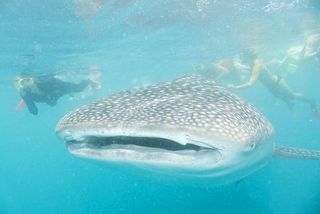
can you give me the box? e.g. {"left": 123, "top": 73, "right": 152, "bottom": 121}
{"left": 23, "top": 97, "right": 38, "bottom": 115}
{"left": 301, "top": 42, "right": 319, "bottom": 59}
{"left": 230, "top": 60, "right": 262, "bottom": 89}
{"left": 214, "top": 63, "right": 230, "bottom": 74}
{"left": 303, "top": 49, "right": 318, "bottom": 59}
{"left": 214, "top": 64, "right": 229, "bottom": 80}
{"left": 233, "top": 61, "right": 249, "bottom": 70}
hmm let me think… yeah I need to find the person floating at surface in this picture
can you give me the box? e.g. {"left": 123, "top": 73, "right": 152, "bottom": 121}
{"left": 302, "top": 33, "right": 320, "bottom": 60}
{"left": 15, "top": 73, "right": 96, "bottom": 115}
{"left": 266, "top": 33, "right": 320, "bottom": 79}
{"left": 280, "top": 33, "right": 320, "bottom": 68}
{"left": 229, "top": 51, "right": 320, "bottom": 117}
{"left": 194, "top": 55, "right": 250, "bottom": 84}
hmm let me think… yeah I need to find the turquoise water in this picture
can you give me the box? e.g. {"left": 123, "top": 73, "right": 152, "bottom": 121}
{"left": 1, "top": 0, "right": 320, "bottom": 213}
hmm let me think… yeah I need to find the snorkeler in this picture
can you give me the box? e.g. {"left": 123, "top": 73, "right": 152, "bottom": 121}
{"left": 15, "top": 73, "right": 97, "bottom": 115}
{"left": 194, "top": 55, "right": 250, "bottom": 84}
{"left": 229, "top": 51, "right": 319, "bottom": 117}
{"left": 301, "top": 33, "right": 320, "bottom": 60}
{"left": 282, "top": 33, "right": 320, "bottom": 66}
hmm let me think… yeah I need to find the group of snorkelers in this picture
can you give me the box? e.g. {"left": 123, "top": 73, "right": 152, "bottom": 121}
{"left": 14, "top": 32, "right": 319, "bottom": 117}
{"left": 195, "top": 33, "right": 320, "bottom": 118}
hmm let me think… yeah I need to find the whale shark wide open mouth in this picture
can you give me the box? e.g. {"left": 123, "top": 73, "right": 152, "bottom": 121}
{"left": 68, "top": 136, "right": 209, "bottom": 151}
{"left": 62, "top": 133, "right": 222, "bottom": 169}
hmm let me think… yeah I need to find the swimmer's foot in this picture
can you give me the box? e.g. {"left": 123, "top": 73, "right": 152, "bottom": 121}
{"left": 312, "top": 108, "right": 320, "bottom": 120}
{"left": 89, "top": 79, "right": 101, "bottom": 90}
{"left": 88, "top": 68, "right": 102, "bottom": 90}
{"left": 16, "top": 99, "right": 25, "bottom": 111}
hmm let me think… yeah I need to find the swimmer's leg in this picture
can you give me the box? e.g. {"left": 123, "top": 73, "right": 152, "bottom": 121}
{"left": 292, "top": 92, "right": 316, "bottom": 110}
{"left": 46, "top": 96, "right": 57, "bottom": 107}
{"left": 63, "top": 80, "right": 91, "bottom": 94}
{"left": 277, "top": 80, "right": 316, "bottom": 111}
{"left": 292, "top": 92, "right": 320, "bottom": 118}
{"left": 52, "top": 80, "right": 92, "bottom": 98}
{"left": 24, "top": 98, "right": 38, "bottom": 115}
{"left": 284, "top": 100, "right": 294, "bottom": 112}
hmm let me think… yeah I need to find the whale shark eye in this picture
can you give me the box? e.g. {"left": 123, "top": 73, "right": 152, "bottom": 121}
{"left": 250, "top": 143, "right": 256, "bottom": 150}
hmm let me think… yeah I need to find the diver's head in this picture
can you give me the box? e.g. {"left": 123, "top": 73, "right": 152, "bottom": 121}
{"left": 15, "top": 75, "right": 35, "bottom": 91}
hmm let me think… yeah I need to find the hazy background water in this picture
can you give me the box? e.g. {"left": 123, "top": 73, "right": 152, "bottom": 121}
{"left": 1, "top": 0, "right": 320, "bottom": 213}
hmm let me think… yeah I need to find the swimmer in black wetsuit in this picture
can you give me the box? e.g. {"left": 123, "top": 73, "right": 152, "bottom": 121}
{"left": 15, "top": 73, "right": 93, "bottom": 115}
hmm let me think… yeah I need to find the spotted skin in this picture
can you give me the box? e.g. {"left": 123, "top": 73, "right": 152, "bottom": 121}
{"left": 56, "top": 75, "right": 274, "bottom": 146}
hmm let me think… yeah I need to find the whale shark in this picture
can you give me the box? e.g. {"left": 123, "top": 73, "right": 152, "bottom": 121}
{"left": 56, "top": 75, "right": 320, "bottom": 181}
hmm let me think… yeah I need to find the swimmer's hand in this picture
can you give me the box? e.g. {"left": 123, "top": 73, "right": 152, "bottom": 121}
{"left": 227, "top": 84, "right": 240, "bottom": 89}
{"left": 227, "top": 81, "right": 254, "bottom": 89}
{"left": 312, "top": 108, "right": 320, "bottom": 120}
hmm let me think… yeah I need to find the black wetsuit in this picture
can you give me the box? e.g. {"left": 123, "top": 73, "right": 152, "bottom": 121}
{"left": 19, "top": 75, "right": 91, "bottom": 115}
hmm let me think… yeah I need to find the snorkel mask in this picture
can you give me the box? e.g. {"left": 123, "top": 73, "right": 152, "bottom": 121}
{"left": 15, "top": 76, "right": 35, "bottom": 91}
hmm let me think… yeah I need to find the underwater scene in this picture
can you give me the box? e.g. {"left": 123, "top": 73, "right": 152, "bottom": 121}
{"left": 1, "top": 0, "right": 320, "bottom": 213}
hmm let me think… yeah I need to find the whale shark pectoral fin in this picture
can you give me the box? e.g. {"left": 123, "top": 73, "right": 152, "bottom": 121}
{"left": 274, "top": 145, "right": 320, "bottom": 160}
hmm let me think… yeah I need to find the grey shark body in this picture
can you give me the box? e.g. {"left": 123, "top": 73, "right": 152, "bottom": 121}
{"left": 56, "top": 75, "right": 318, "bottom": 180}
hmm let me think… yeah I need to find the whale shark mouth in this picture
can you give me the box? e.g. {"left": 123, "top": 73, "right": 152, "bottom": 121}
{"left": 63, "top": 134, "right": 223, "bottom": 169}
{"left": 68, "top": 136, "right": 210, "bottom": 151}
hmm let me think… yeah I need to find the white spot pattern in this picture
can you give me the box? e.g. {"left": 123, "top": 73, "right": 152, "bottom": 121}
{"left": 56, "top": 75, "right": 274, "bottom": 145}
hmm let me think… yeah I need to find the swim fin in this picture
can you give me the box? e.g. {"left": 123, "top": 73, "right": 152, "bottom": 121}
{"left": 312, "top": 108, "right": 320, "bottom": 120}
{"left": 16, "top": 99, "right": 26, "bottom": 111}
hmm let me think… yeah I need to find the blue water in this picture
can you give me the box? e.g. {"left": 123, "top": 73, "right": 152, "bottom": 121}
{"left": 1, "top": 0, "right": 320, "bottom": 213}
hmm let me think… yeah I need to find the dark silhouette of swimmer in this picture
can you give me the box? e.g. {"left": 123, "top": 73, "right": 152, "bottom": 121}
{"left": 15, "top": 74, "right": 93, "bottom": 115}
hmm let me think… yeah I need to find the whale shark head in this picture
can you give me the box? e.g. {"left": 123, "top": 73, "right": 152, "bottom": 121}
{"left": 56, "top": 75, "right": 274, "bottom": 179}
